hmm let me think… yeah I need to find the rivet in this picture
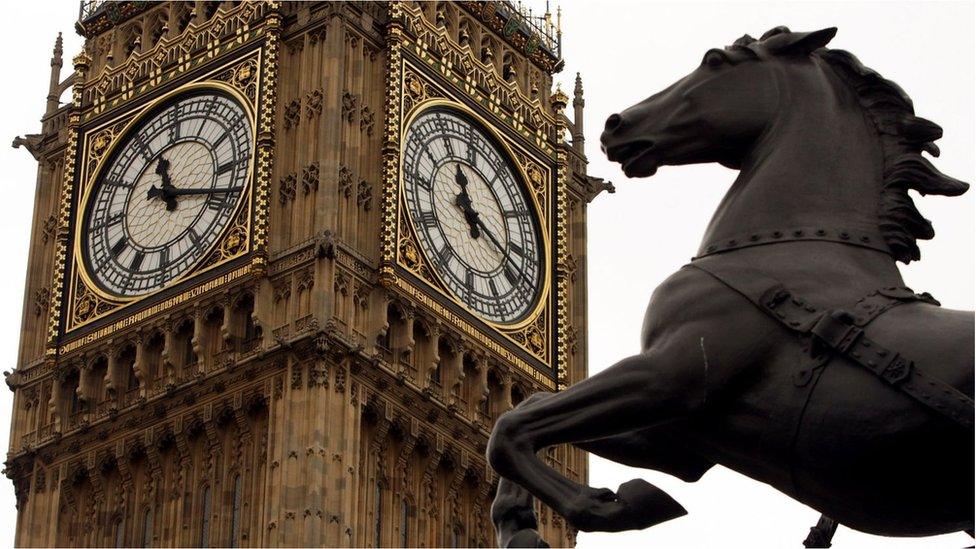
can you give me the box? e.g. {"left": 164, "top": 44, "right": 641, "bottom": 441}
{"left": 861, "top": 340, "right": 871, "bottom": 347}
{"left": 805, "top": 305, "right": 816, "bottom": 312}
{"left": 792, "top": 298, "right": 802, "bottom": 306}
{"left": 772, "top": 231, "right": 783, "bottom": 238}
{"left": 877, "top": 350, "right": 887, "bottom": 357}
{"left": 707, "top": 245, "right": 717, "bottom": 253}
{"left": 789, "top": 320, "right": 800, "bottom": 327}
{"left": 868, "top": 360, "right": 876, "bottom": 367}
{"left": 860, "top": 235, "right": 871, "bottom": 243}
{"left": 815, "top": 229, "right": 826, "bottom": 236}
{"left": 749, "top": 234, "right": 760, "bottom": 242}
{"left": 840, "top": 231, "right": 850, "bottom": 240}
{"left": 727, "top": 239, "right": 737, "bottom": 247}
{"left": 793, "top": 230, "right": 804, "bottom": 237}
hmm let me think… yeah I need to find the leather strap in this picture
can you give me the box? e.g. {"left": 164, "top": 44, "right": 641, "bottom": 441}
{"left": 689, "top": 260, "right": 974, "bottom": 432}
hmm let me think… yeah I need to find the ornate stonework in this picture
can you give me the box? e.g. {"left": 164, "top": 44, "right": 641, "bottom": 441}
{"left": 8, "top": 2, "right": 598, "bottom": 547}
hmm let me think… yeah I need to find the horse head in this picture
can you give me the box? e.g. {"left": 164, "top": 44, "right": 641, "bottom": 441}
{"left": 601, "top": 26, "right": 969, "bottom": 263}
{"left": 601, "top": 27, "right": 838, "bottom": 177}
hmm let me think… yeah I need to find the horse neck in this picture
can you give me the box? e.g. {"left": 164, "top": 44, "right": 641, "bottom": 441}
{"left": 700, "top": 80, "right": 905, "bottom": 288}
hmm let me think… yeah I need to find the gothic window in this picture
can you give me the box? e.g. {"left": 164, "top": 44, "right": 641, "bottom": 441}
{"left": 200, "top": 485, "right": 212, "bottom": 547}
{"left": 177, "top": 320, "right": 195, "bottom": 369}
{"left": 373, "top": 481, "right": 383, "bottom": 548}
{"left": 141, "top": 507, "right": 153, "bottom": 548}
{"left": 430, "top": 360, "right": 441, "bottom": 386}
{"left": 481, "top": 386, "right": 491, "bottom": 418}
{"left": 399, "top": 498, "right": 410, "bottom": 547}
{"left": 512, "top": 385, "right": 526, "bottom": 408}
{"left": 114, "top": 514, "right": 125, "bottom": 548}
{"left": 229, "top": 475, "right": 242, "bottom": 547}
{"left": 90, "top": 356, "right": 108, "bottom": 404}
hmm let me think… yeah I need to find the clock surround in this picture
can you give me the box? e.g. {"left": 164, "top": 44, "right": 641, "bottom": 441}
{"left": 400, "top": 103, "right": 548, "bottom": 327}
{"left": 78, "top": 83, "right": 255, "bottom": 299}
{"left": 62, "top": 50, "right": 265, "bottom": 339}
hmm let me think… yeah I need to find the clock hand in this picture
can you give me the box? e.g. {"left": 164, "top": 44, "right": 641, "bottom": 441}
{"left": 453, "top": 165, "right": 481, "bottom": 239}
{"left": 160, "top": 186, "right": 244, "bottom": 197}
{"left": 475, "top": 217, "right": 535, "bottom": 289}
{"left": 147, "top": 157, "right": 178, "bottom": 211}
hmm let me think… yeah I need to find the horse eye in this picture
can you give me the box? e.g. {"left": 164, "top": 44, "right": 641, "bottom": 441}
{"left": 703, "top": 50, "right": 726, "bottom": 68}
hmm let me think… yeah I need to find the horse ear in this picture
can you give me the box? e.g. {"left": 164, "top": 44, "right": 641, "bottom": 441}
{"left": 769, "top": 27, "right": 838, "bottom": 55}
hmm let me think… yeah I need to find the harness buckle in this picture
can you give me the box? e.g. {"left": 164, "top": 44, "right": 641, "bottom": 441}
{"left": 810, "top": 311, "right": 863, "bottom": 353}
{"left": 880, "top": 355, "right": 913, "bottom": 385}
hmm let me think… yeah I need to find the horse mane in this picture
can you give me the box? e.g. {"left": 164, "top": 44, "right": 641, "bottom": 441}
{"left": 739, "top": 27, "right": 970, "bottom": 263}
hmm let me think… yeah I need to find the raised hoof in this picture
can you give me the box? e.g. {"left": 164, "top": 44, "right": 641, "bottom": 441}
{"left": 567, "top": 478, "right": 687, "bottom": 533}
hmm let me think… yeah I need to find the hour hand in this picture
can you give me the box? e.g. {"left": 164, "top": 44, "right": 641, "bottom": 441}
{"left": 146, "top": 184, "right": 178, "bottom": 211}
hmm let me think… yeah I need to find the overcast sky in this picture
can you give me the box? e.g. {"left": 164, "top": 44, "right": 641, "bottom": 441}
{"left": 0, "top": 2, "right": 972, "bottom": 548}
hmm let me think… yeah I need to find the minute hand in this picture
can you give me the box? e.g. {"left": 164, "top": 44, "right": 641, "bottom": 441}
{"left": 162, "top": 186, "right": 244, "bottom": 197}
{"left": 475, "top": 218, "right": 535, "bottom": 288}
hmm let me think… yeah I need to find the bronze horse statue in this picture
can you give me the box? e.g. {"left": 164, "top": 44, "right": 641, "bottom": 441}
{"left": 487, "top": 26, "right": 973, "bottom": 547}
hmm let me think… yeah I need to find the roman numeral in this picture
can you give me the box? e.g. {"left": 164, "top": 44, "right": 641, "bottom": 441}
{"left": 206, "top": 195, "right": 231, "bottom": 212}
{"left": 104, "top": 179, "right": 132, "bottom": 189}
{"left": 420, "top": 211, "right": 438, "bottom": 228}
{"left": 510, "top": 243, "right": 526, "bottom": 257}
{"left": 212, "top": 131, "right": 228, "bottom": 149}
{"left": 504, "top": 209, "right": 527, "bottom": 219}
{"left": 129, "top": 251, "right": 145, "bottom": 271}
{"left": 503, "top": 264, "right": 517, "bottom": 285}
{"left": 217, "top": 161, "right": 235, "bottom": 175}
{"left": 110, "top": 237, "right": 127, "bottom": 258}
{"left": 437, "top": 245, "right": 453, "bottom": 264}
{"left": 159, "top": 248, "right": 169, "bottom": 270}
{"left": 186, "top": 228, "right": 201, "bottom": 246}
{"left": 488, "top": 278, "right": 499, "bottom": 298}
{"left": 464, "top": 271, "right": 474, "bottom": 291}
{"left": 93, "top": 212, "right": 124, "bottom": 231}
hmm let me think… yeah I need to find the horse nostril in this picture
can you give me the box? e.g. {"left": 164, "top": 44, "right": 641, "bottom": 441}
{"left": 605, "top": 113, "right": 623, "bottom": 133}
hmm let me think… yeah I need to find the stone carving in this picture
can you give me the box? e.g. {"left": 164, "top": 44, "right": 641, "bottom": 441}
{"left": 489, "top": 27, "right": 973, "bottom": 548}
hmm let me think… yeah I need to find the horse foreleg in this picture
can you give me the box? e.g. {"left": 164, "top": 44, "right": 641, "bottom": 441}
{"left": 576, "top": 425, "right": 714, "bottom": 483}
{"left": 492, "top": 477, "right": 549, "bottom": 548}
{"left": 487, "top": 352, "right": 701, "bottom": 532}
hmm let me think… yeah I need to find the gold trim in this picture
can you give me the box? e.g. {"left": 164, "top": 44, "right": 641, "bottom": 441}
{"left": 397, "top": 98, "right": 552, "bottom": 333}
{"left": 379, "top": 1, "right": 406, "bottom": 286}
{"left": 393, "top": 276, "right": 555, "bottom": 390}
{"left": 72, "top": 81, "right": 257, "bottom": 305}
{"left": 58, "top": 264, "right": 253, "bottom": 355}
{"left": 46, "top": 52, "right": 91, "bottom": 353}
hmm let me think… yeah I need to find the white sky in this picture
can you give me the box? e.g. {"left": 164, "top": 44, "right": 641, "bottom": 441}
{"left": 0, "top": 2, "right": 971, "bottom": 548}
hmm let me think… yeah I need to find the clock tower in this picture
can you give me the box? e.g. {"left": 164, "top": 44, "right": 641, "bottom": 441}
{"left": 6, "top": 2, "right": 607, "bottom": 547}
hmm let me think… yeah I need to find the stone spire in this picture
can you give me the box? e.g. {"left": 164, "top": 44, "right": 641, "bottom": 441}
{"left": 572, "top": 72, "right": 584, "bottom": 153}
{"left": 46, "top": 33, "right": 64, "bottom": 115}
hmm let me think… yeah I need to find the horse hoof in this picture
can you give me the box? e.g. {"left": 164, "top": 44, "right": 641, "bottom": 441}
{"left": 618, "top": 479, "right": 687, "bottom": 526}
{"left": 567, "top": 479, "right": 687, "bottom": 533}
{"left": 506, "top": 528, "right": 551, "bottom": 548}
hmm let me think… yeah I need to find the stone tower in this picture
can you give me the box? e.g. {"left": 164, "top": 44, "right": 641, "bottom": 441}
{"left": 5, "top": 2, "right": 606, "bottom": 546}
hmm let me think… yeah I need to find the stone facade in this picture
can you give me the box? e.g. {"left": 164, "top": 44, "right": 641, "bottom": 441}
{"left": 6, "top": 2, "right": 603, "bottom": 547}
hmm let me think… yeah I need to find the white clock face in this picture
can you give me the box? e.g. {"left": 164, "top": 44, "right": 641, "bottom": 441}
{"left": 402, "top": 108, "right": 543, "bottom": 323}
{"left": 82, "top": 90, "right": 252, "bottom": 297}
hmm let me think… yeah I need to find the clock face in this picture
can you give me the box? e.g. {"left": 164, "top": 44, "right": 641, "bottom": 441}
{"left": 81, "top": 89, "right": 252, "bottom": 297}
{"left": 402, "top": 108, "right": 543, "bottom": 324}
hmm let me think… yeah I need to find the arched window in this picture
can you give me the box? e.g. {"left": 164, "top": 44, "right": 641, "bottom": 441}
{"left": 114, "top": 514, "right": 125, "bottom": 548}
{"left": 141, "top": 507, "right": 153, "bottom": 548}
{"left": 200, "top": 485, "right": 212, "bottom": 547}
{"left": 373, "top": 481, "right": 383, "bottom": 547}
{"left": 228, "top": 475, "right": 242, "bottom": 548}
{"left": 399, "top": 498, "right": 410, "bottom": 547}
